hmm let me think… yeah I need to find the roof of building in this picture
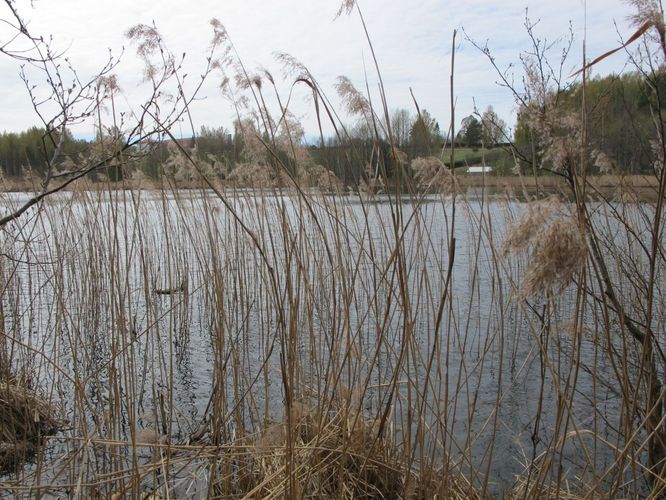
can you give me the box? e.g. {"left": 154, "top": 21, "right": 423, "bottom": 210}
{"left": 467, "top": 165, "right": 493, "bottom": 173}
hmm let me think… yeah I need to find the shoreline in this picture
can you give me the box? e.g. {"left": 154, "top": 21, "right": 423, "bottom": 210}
{"left": 0, "top": 174, "right": 659, "bottom": 201}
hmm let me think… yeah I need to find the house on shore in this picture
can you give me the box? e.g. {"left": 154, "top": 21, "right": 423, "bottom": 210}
{"left": 466, "top": 165, "right": 493, "bottom": 174}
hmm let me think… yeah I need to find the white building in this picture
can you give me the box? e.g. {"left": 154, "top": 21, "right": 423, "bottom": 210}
{"left": 466, "top": 165, "right": 493, "bottom": 174}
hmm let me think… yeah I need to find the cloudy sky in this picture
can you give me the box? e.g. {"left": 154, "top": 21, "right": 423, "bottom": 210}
{"left": 0, "top": 0, "right": 642, "bottom": 139}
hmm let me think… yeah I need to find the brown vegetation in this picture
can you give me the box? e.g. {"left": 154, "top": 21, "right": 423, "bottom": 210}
{"left": 0, "top": 382, "right": 59, "bottom": 472}
{"left": 0, "top": 0, "right": 665, "bottom": 498}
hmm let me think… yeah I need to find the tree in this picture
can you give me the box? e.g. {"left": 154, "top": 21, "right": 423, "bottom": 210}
{"left": 511, "top": 71, "right": 662, "bottom": 174}
{"left": 409, "top": 108, "right": 441, "bottom": 154}
{"left": 456, "top": 115, "right": 482, "bottom": 147}
{"left": 389, "top": 108, "right": 413, "bottom": 148}
{"left": 480, "top": 106, "right": 508, "bottom": 147}
{"left": 475, "top": 6, "right": 666, "bottom": 492}
{"left": 0, "top": 4, "right": 223, "bottom": 226}
{"left": 0, "top": 126, "right": 85, "bottom": 178}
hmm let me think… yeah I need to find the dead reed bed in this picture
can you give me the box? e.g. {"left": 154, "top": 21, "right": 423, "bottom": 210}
{"left": 0, "top": 177, "right": 658, "bottom": 498}
{"left": 457, "top": 174, "right": 662, "bottom": 203}
{"left": 0, "top": 186, "right": 503, "bottom": 498}
{"left": 0, "top": 382, "right": 59, "bottom": 472}
{"left": 0, "top": 2, "right": 665, "bottom": 498}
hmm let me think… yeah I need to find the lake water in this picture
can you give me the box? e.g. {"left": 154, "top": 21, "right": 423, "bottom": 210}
{"left": 0, "top": 188, "right": 651, "bottom": 496}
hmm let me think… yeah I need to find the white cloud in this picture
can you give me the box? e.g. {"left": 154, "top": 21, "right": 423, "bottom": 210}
{"left": 0, "top": 0, "right": 642, "bottom": 137}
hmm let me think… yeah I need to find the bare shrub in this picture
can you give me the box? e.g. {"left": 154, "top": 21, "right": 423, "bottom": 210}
{"left": 297, "top": 164, "right": 343, "bottom": 191}
{"left": 227, "top": 162, "right": 278, "bottom": 188}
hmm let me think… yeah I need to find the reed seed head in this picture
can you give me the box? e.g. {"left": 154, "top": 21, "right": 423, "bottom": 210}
{"left": 335, "top": 76, "right": 371, "bottom": 122}
{"left": 504, "top": 197, "right": 588, "bottom": 296}
{"left": 335, "top": 0, "right": 356, "bottom": 19}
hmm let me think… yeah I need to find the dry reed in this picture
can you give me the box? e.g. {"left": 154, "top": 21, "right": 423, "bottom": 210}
{"left": 0, "top": 2, "right": 664, "bottom": 499}
{"left": 0, "top": 382, "right": 59, "bottom": 471}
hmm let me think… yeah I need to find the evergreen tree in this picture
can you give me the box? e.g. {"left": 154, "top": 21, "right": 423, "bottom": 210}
{"left": 409, "top": 109, "right": 441, "bottom": 155}
{"left": 457, "top": 115, "right": 482, "bottom": 147}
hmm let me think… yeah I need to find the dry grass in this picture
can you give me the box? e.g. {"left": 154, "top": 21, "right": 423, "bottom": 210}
{"left": 0, "top": 3, "right": 664, "bottom": 499}
{"left": 507, "top": 476, "right": 604, "bottom": 500}
{"left": 0, "top": 162, "right": 660, "bottom": 497}
{"left": 84, "top": 397, "right": 483, "bottom": 498}
{"left": 0, "top": 382, "right": 59, "bottom": 472}
{"left": 205, "top": 399, "right": 480, "bottom": 498}
{"left": 503, "top": 197, "right": 587, "bottom": 296}
{"left": 457, "top": 173, "right": 658, "bottom": 188}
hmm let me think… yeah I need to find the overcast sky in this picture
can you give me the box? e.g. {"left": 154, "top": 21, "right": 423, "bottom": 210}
{"left": 0, "top": 0, "right": 641, "bottom": 139}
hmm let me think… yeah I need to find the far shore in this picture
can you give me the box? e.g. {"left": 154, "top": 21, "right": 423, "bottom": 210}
{"left": 0, "top": 174, "right": 659, "bottom": 201}
{"left": 457, "top": 173, "right": 661, "bottom": 200}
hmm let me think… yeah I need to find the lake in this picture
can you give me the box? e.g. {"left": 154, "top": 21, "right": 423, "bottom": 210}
{"left": 0, "top": 188, "right": 655, "bottom": 497}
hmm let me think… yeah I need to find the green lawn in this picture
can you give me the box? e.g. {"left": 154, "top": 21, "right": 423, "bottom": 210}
{"left": 440, "top": 147, "right": 513, "bottom": 174}
{"left": 441, "top": 147, "right": 488, "bottom": 164}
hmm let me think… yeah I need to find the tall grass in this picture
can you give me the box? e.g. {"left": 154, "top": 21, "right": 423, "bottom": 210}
{"left": 0, "top": 163, "right": 658, "bottom": 498}
{"left": 0, "top": 186, "right": 491, "bottom": 497}
{"left": 0, "top": 2, "right": 665, "bottom": 499}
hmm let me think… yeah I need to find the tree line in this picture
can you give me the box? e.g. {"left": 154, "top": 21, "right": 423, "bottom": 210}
{"left": 0, "top": 106, "right": 515, "bottom": 186}
{"left": 514, "top": 70, "right": 666, "bottom": 174}
{"left": 0, "top": 69, "right": 658, "bottom": 184}
{"left": 0, "top": 127, "right": 88, "bottom": 178}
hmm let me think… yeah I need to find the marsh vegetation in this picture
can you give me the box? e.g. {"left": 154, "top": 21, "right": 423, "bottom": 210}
{"left": 0, "top": 1, "right": 665, "bottom": 498}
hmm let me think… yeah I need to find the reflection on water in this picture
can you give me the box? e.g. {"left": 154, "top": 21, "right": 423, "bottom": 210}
{"left": 0, "top": 189, "right": 644, "bottom": 494}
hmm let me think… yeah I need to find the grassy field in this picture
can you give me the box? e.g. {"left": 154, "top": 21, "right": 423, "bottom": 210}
{"left": 441, "top": 146, "right": 489, "bottom": 164}
{"left": 455, "top": 174, "right": 661, "bottom": 201}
